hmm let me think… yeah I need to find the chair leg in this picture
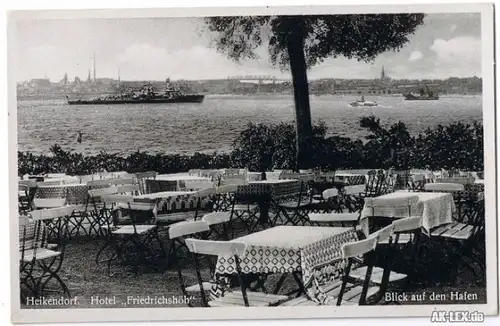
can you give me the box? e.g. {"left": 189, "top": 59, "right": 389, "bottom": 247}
{"left": 96, "top": 233, "right": 114, "bottom": 264}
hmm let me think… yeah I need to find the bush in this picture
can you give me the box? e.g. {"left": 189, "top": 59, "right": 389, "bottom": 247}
{"left": 17, "top": 116, "right": 484, "bottom": 176}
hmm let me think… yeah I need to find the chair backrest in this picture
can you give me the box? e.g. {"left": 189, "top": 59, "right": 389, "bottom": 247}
{"left": 341, "top": 237, "right": 378, "bottom": 259}
{"left": 224, "top": 168, "right": 246, "bottom": 177}
{"left": 391, "top": 216, "right": 422, "bottom": 233}
{"left": 46, "top": 173, "right": 67, "bottom": 179}
{"left": 116, "top": 184, "right": 141, "bottom": 194}
{"left": 215, "top": 184, "right": 239, "bottom": 194}
{"left": 200, "top": 170, "right": 223, "bottom": 181}
{"left": 124, "top": 201, "right": 158, "bottom": 212}
{"left": 36, "top": 181, "right": 63, "bottom": 186}
{"left": 29, "top": 205, "right": 85, "bottom": 220}
{"left": 347, "top": 175, "right": 366, "bottom": 186}
{"left": 33, "top": 198, "right": 67, "bottom": 209}
{"left": 435, "top": 177, "right": 474, "bottom": 185}
{"left": 279, "top": 171, "right": 299, "bottom": 180}
{"left": 265, "top": 171, "right": 283, "bottom": 181}
{"left": 193, "top": 187, "right": 216, "bottom": 198}
{"left": 322, "top": 188, "right": 339, "bottom": 200}
{"left": 364, "top": 195, "right": 419, "bottom": 209}
{"left": 100, "top": 194, "right": 134, "bottom": 205}
{"left": 169, "top": 220, "right": 210, "bottom": 239}
{"left": 412, "top": 174, "right": 425, "bottom": 182}
{"left": 19, "top": 180, "right": 38, "bottom": 188}
{"left": 135, "top": 171, "right": 158, "bottom": 179}
{"left": 183, "top": 179, "right": 215, "bottom": 191}
{"left": 87, "top": 179, "right": 113, "bottom": 187}
{"left": 19, "top": 216, "right": 46, "bottom": 252}
{"left": 368, "top": 224, "right": 393, "bottom": 243}
{"left": 188, "top": 169, "right": 202, "bottom": 176}
{"left": 220, "top": 178, "right": 248, "bottom": 186}
{"left": 88, "top": 186, "right": 120, "bottom": 198}
{"left": 185, "top": 239, "right": 246, "bottom": 257}
{"left": 110, "top": 178, "right": 137, "bottom": 186}
{"left": 343, "top": 184, "right": 366, "bottom": 195}
{"left": 424, "top": 183, "right": 465, "bottom": 192}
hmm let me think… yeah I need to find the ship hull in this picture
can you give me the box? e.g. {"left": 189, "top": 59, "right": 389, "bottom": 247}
{"left": 404, "top": 94, "right": 439, "bottom": 101}
{"left": 67, "top": 94, "right": 204, "bottom": 105}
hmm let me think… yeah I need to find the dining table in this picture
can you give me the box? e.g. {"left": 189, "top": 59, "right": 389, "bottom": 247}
{"left": 132, "top": 190, "right": 213, "bottom": 222}
{"left": 34, "top": 183, "right": 92, "bottom": 205}
{"left": 214, "top": 225, "right": 359, "bottom": 304}
{"left": 360, "top": 190, "right": 456, "bottom": 236}
{"left": 235, "top": 179, "right": 302, "bottom": 225}
{"left": 156, "top": 174, "right": 213, "bottom": 190}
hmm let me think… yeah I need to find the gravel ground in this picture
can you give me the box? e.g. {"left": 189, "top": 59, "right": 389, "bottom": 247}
{"left": 19, "top": 223, "right": 486, "bottom": 309}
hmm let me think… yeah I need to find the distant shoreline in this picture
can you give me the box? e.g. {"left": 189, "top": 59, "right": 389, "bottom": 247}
{"left": 16, "top": 93, "right": 482, "bottom": 101}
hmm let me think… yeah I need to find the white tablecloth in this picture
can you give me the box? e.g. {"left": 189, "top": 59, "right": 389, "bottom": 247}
{"left": 360, "top": 191, "right": 456, "bottom": 235}
{"left": 156, "top": 174, "right": 209, "bottom": 181}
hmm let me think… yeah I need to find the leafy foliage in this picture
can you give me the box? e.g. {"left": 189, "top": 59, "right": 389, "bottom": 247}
{"left": 205, "top": 14, "right": 425, "bottom": 70}
{"left": 18, "top": 117, "right": 483, "bottom": 176}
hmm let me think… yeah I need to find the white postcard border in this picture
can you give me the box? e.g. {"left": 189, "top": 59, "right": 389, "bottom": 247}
{"left": 7, "top": 2, "right": 498, "bottom": 324}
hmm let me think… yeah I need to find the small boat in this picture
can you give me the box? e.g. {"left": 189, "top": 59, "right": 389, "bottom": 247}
{"left": 349, "top": 96, "right": 378, "bottom": 107}
{"left": 404, "top": 85, "right": 439, "bottom": 101}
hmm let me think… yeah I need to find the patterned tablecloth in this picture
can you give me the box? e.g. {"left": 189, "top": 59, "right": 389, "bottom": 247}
{"left": 360, "top": 191, "right": 456, "bottom": 235}
{"left": 236, "top": 180, "right": 301, "bottom": 202}
{"left": 145, "top": 179, "right": 178, "bottom": 193}
{"left": 156, "top": 174, "right": 214, "bottom": 190}
{"left": 215, "top": 226, "right": 358, "bottom": 304}
{"left": 435, "top": 177, "right": 476, "bottom": 185}
{"left": 34, "top": 183, "right": 91, "bottom": 205}
{"left": 133, "top": 191, "right": 210, "bottom": 212}
{"left": 334, "top": 173, "right": 367, "bottom": 185}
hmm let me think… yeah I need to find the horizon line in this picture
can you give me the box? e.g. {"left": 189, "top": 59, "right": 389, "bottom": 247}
{"left": 18, "top": 75, "right": 482, "bottom": 83}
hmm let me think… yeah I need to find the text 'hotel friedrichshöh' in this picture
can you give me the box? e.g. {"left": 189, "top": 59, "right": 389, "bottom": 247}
{"left": 25, "top": 295, "right": 196, "bottom": 307}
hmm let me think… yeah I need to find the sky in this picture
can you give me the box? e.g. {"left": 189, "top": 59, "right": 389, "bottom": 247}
{"left": 13, "top": 13, "right": 481, "bottom": 82}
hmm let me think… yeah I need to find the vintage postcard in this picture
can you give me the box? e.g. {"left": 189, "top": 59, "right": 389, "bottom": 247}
{"left": 7, "top": 3, "right": 498, "bottom": 324}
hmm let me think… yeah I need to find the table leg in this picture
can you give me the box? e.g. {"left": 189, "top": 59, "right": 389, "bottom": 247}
{"left": 258, "top": 199, "right": 270, "bottom": 225}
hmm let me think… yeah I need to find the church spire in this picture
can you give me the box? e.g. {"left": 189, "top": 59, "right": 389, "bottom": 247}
{"left": 93, "top": 52, "right": 96, "bottom": 82}
{"left": 381, "top": 65, "right": 386, "bottom": 79}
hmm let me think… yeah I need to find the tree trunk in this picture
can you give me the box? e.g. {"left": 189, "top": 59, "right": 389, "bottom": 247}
{"left": 287, "top": 29, "right": 313, "bottom": 172}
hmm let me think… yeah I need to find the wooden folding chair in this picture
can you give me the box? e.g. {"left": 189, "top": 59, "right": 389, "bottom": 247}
{"left": 307, "top": 237, "right": 382, "bottom": 306}
{"left": 168, "top": 221, "right": 214, "bottom": 306}
{"left": 19, "top": 214, "right": 71, "bottom": 300}
{"left": 430, "top": 198, "right": 485, "bottom": 284}
{"left": 102, "top": 196, "right": 163, "bottom": 276}
{"left": 349, "top": 218, "right": 422, "bottom": 301}
{"left": 19, "top": 183, "right": 35, "bottom": 214}
{"left": 365, "top": 170, "right": 387, "bottom": 197}
{"left": 273, "top": 181, "right": 312, "bottom": 226}
{"left": 308, "top": 188, "right": 360, "bottom": 227}
{"left": 185, "top": 239, "right": 289, "bottom": 307}
{"left": 135, "top": 171, "right": 158, "bottom": 194}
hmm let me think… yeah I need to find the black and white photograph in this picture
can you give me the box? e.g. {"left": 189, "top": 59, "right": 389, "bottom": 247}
{"left": 7, "top": 3, "right": 498, "bottom": 323}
